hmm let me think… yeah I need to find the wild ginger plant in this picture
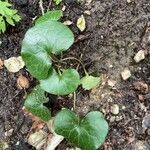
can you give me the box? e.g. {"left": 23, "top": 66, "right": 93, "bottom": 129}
{"left": 21, "top": 10, "right": 108, "bottom": 150}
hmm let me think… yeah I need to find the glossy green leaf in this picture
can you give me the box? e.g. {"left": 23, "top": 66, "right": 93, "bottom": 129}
{"left": 40, "top": 69, "right": 80, "bottom": 95}
{"left": 24, "top": 85, "right": 51, "bottom": 122}
{"left": 81, "top": 75, "right": 101, "bottom": 90}
{"left": 54, "top": 109, "right": 108, "bottom": 150}
{"left": 36, "top": 10, "right": 63, "bottom": 24}
{"left": 21, "top": 20, "right": 74, "bottom": 79}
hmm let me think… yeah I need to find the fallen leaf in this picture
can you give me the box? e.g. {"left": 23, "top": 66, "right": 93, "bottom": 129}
{"left": 77, "top": 15, "right": 86, "bottom": 32}
{"left": 4, "top": 56, "right": 25, "bottom": 73}
{"left": 28, "top": 130, "right": 48, "bottom": 150}
{"left": 17, "top": 75, "right": 29, "bottom": 89}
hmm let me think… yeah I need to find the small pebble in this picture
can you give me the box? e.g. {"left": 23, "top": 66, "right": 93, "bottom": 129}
{"left": 84, "top": 10, "right": 91, "bottom": 15}
{"left": 127, "top": 0, "right": 131, "bottom": 3}
{"left": 111, "top": 104, "right": 119, "bottom": 115}
{"left": 121, "top": 68, "right": 131, "bottom": 80}
{"left": 134, "top": 50, "right": 145, "bottom": 63}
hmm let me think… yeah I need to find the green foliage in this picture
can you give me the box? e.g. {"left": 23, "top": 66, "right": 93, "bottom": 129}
{"left": 21, "top": 19, "right": 74, "bottom": 80}
{"left": 54, "top": 109, "right": 109, "bottom": 150}
{"left": 40, "top": 69, "right": 80, "bottom": 95}
{"left": 0, "top": 1, "right": 21, "bottom": 33}
{"left": 36, "top": 10, "right": 63, "bottom": 24}
{"left": 22, "top": 10, "right": 108, "bottom": 148}
{"left": 81, "top": 75, "right": 101, "bottom": 90}
{"left": 24, "top": 85, "right": 51, "bottom": 121}
{"left": 53, "top": 0, "right": 62, "bottom": 5}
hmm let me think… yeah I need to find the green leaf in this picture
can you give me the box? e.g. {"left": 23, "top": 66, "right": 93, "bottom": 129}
{"left": 12, "top": 14, "right": 21, "bottom": 22}
{"left": 0, "top": 16, "right": 6, "bottom": 33}
{"left": 36, "top": 10, "right": 63, "bottom": 24}
{"left": 6, "top": 15, "right": 15, "bottom": 26}
{"left": 0, "top": 1, "right": 21, "bottom": 33}
{"left": 54, "top": 109, "right": 109, "bottom": 150}
{"left": 53, "top": 0, "right": 62, "bottom": 5}
{"left": 40, "top": 69, "right": 80, "bottom": 95}
{"left": 81, "top": 75, "right": 101, "bottom": 90}
{"left": 21, "top": 20, "right": 74, "bottom": 79}
{"left": 24, "top": 85, "right": 51, "bottom": 122}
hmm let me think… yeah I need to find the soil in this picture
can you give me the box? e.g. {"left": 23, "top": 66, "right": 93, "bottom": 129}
{"left": 0, "top": 0, "right": 150, "bottom": 150}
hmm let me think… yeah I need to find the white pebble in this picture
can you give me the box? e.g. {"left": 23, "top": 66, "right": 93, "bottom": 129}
{"left": 134, "top": 50, "right": 145, "bottom": 63}
{"left": 111, "top": 104, "right": 119, "bottom": 115}
{"left": 121, "top": 68, "right": 131, "bottom": 80}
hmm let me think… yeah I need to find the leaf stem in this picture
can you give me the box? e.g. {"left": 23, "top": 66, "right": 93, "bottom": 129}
{"left": 61, "top": 57, "right": 88, "bottom": 75}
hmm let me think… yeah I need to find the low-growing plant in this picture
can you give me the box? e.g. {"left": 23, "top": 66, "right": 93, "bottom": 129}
{"left": 21, "top": 10, "right": 108, "bottom": 149}
{"left": 0, "top": 0, "right": 21, "bottom": 33}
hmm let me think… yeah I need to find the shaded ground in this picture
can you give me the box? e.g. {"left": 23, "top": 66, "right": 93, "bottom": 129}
{"left": 0, "top": 0, "right": 150, "bottom": 149}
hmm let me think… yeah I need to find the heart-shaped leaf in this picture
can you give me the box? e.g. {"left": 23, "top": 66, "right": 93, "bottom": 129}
{"left": 81, "top": 75, "right": 101, "bottom": 90}
{"left": 21, "top": 20, "right": 74, "bottom": 79}
{"left": 40, "top": 69, "right": 80, "bottom": 95}
{"left": 24, "top": 85, "right": 51, "bottom": 122}
{"left": 36, "top": 10, "right": 63, "bottom": 24}
{"left": 54, "top": 109, "right": 108, "bottom": 150}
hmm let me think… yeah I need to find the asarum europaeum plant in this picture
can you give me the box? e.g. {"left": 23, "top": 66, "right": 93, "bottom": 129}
{"left": 21, "top": 10, "right": 108, "bottom": 150}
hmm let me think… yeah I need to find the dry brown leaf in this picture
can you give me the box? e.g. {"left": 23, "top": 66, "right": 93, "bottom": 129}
{"left": 17, "top": 75, "right": 29, "bottom": 89}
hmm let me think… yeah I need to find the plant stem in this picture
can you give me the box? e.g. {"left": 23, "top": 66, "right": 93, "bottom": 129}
{"left": 39, "top": 0, "right": 44, "bottom": 15}
{"left": 61, "top": 57, "right": 88, "bottom": 75}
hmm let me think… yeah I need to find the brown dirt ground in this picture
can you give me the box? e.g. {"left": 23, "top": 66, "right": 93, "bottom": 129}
{"left": 0, "top": 0, "right": 150, "bottom": 150}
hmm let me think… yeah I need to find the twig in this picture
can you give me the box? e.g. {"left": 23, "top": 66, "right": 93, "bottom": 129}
{"left": 61, "top": 57, "right": 88, "bottom": 75}
{"left": 73, "top": 92, "right": 76, "bottom": 110}
{"left": 39, "top": 0, "right": 45, "bottom": 15}
{"left": 47, "top": 0, "right": 52, "bottom": 11}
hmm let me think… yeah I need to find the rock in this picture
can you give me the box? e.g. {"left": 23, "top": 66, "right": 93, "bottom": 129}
{"left": 142, "top": 114, "right": 150, "bottom": 132}
{"left": 111, "top": 104, "right": 119, "bottom": 115}
{"left": 127, "top": 0, "right": 131, "bottom": 3}
{"left": 4, "top": 56, "right": 25, "bottom": 73}
{"left": 107, "top": 79, "right": 116, "bottom": 87}
{"left": 109, "top": 116, "right": 116, "bottom": 122}
{"left": 84, "top": 10, "right": 91, "bottom": 15}
{"left": 121, "top": 68, "right": 131, "bottom": 80}
{"left": 134, "top": 50, "right": 145, "bottom": 63}
{"left": 15, "top": 0, "right": 29, "bottom": 6}
{"left": 63, "top": 20, "right": 73, "bottom": 26}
